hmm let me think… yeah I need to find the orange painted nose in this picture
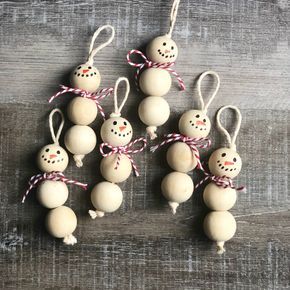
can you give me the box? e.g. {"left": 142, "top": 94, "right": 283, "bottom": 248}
{"left": 83, "top": 69, "right": 89, "bottom": 73}
{"left": 119, "top": 126, "right": 126, "bottom": 132}
{"left": 224, "top": 161, "right": 234, "bottom": 166}
{"left": 49, "top": 154, "right": 57, "bottom": 159}
{"left": 165, "top": 49, "right": 170, "bottom": 53}
{"left": 196, "top": 120, "right": 206, "bottom": 126}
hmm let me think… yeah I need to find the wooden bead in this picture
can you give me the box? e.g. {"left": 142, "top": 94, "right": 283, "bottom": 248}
{"left": 138, "top": 96, "right": 170, "bottom": 127}
{"left": 90, "top": 181, "right": 123, "bottom": 214}
{"left": 37, "top": 144, "right": 69, "bottom": 173}
{"left": 146, "top": 35, "right": 178, "bottom": 63}
{"left": 46, "top": 206, "right": 77, "bottom": 239}
{"left": 208, "top": 147, "right": 242, "bottom": 178}
{"left": 139, "top": 68, "right": 172, "bottom": 97}
{"left": 100, "top": 154, "right": 132, "bottom": 183}
{"left": 166, "top": 142, "right": 197, "bottom": 173}
{"left": 203, "top": 182, "right": 237, "bottom": 211}
{"left": 178, "top": 109, "right": 211, "bottom": 138}
{"left": 101, "top": 117, "right": 133, "bottom": 147}
{"left": 203, "top": 211, "right": 236, "bottom": 254}
{"left": 70, "top": 64, "right": 101, "bottom": 93}
{"left": 67, "top": 97, "right": 98, "bottom": 125}
{"left": 37, "top": 180, "right": 68, "bottom": 209}
{"left": 161, "top": 171, "right": 194, "bottom": 214}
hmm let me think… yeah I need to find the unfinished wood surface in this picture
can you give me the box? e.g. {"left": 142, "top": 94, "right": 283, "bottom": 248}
{"left": 0, "top": 0, "right": 289, "bottom": 289}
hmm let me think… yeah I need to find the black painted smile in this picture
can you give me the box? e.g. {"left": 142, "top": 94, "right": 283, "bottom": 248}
{"left": 110, "top": 128, "right": 132, "bottom": 138}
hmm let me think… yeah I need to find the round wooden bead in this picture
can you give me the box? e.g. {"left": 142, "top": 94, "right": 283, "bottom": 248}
{"left": 161, "top": 171, "right": 194, "bottom": 214}
{"left": 178, "top": 109, "right": 211, "bottom": 138}
{"left": 100, "top": 154, "right": 132, "bottom": 183}
{"left": 70, "top": 64, "right": 101, "bottom": 93}
{"left": 45, "top": 206, "right": 77, "bottom": 239}
{"left": 37, "top": 144, "right": 69, "bottom": 173}
{"left": 101, "top": 117, "right": 133, "bottom": 147}
{"left": 67, "top": 97, "right": 98, "bottom": 125}
{"left": 139, "top": 68, "right": 172, "bottom": 97}
{"left": 91, "top": 181, "right": 123, "bottom": 213}
{"left": 203, "top": 182, "right": 237, "bottom": 211}
{"left": 138, "top": 96, "right": 170, "bottom": 127}
{"left": 146, "top": 35, "right": 178, "bottom": 63}
{"left": 203, "top": 211, "right": 236, "bottom": 254}
{"left": 64, "top": 125, "right": 96, "bottom": 156}
{"left": 166, "top": 142, "right": 197, "bottom": 173}
{"left": 37, "top": 180, "right": 69, "bottom": 209}
{"left": 208, "top": 147, "right": 242, "bottom": 178}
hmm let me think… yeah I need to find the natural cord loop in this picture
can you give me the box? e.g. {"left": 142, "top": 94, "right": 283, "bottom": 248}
{"left": 197, "top": 70, "right": 220, "bottom": 113}
{"left": 49, "top": 108, "right": 65, "bottom": 145}
{"left": 166, "top": 0, "right": 181, "bottom": 38}
{"left": 216, "top": 105, "right": 242, "bottom": 151}
{"left": 86, "top": 25, "right": 115, "bottom": 65}
{"left": 110, "top": 77, "right": 130, "bottom": 117}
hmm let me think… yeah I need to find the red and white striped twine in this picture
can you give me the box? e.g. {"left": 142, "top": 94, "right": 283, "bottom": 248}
{"left": 150, "top": 133, "right": 211, "bottom": 170}
{"left": 48, "top": 85, "right": 114, "bottom": 120}
{"left": 195, "top": 170, "right": 246, "bottom": 191}
{"left": 127, "top": 50, "right": 185, "bottom": 91}
{"left": 100, "top": 137, "right": 147, "bottom": 177}
{"left": 22, "top": 171, "right": 87, "bottom": 203}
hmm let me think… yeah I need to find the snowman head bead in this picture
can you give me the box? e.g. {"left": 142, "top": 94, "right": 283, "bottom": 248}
{"left": 100, "top": 77, "right": 133, "bottom": 147}
{"left": 208, "top": 105, "right": 243, "bottom": 179}
{"left": 70, "top": 25, "right": 115, "bottom": 93}
{"left": 179, "top": 71, "right": 220, "bottom": 139}
{"left": 37, "top": 109, "right": 69, "bottom": 173}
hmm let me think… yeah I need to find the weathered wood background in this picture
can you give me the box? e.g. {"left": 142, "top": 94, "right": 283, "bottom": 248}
{"left": 0, "top": 0, "right": 289, "bottom": 289}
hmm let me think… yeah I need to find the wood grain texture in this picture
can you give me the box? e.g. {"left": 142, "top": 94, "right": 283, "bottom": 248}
{"left": 0, "top": 0, "right": 289, "bottom": 289}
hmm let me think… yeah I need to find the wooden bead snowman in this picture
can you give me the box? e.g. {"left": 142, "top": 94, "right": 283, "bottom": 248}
{"left": 200, "top": 105, "right": 245, "bottom": 254}
{"left": 89, "top": 77, "right": 147, "bottom": 218}
{"left": 151, "top": 71, "right": 220, "bottom": 214}
{"left": 49, "top": 25, "right": 115, "bottom": 167}
{"left": 23, "top": 109, "right": 87, "bottom": 245}
{"left": 127, "top": 0, "right": 185, "bottom": 139}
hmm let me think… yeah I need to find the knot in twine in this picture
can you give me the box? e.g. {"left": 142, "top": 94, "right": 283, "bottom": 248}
{"left": 150, "top": 133, "right": 211, "bottom": 170}
{"left": 195, "top": 168, "right": 246, "bottom": 192}
{"left": 22, "top": 171, "right": 87, "bottom": 203}
{"left": 48, "top": 85, "right": 114, "bottom": 120}
{"left": 127, "top": 50, "right": 185, "bottom": 91}
{"left": 99, "top": 137, "right": 147, "bottom": 177}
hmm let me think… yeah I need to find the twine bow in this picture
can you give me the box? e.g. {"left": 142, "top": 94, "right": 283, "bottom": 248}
{"left": 127, "top": 50, "right": 185, "bottom": 91}
{"left": 195, "top": 169, "right": 245, "bottom": 191}
{"left": 22, "top": 171, "right": 87, "bottom": 203}
{"left": 150, "top": 133, "right": 211, "bottom": 169}
{"left": 100, "top": 137, "right": 147, "bottom": 177}
{"left": 48, "top": 85, "right": 114, "bottom": 120}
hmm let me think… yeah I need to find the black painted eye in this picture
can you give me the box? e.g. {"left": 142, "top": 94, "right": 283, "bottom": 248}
{"left": 171, "top": 46, "right": 174, "bottom": 50}
{"left": 45, "top": 148, "right": 49, "bottom": 152}
{"left": 57, "top": 150, "right": 61, "bottom": 154}
{"left": 221, "top": 153, "right": 226, "bottom": 157}
{"left": 233, "top": 157, "right": 237, "bottom": 162}
{"left": 77, "top": 66, "right": 81, "bottom": 70}
{"left": 163, "top": 42, "right": 166, "bottom": 46}
{"left": 203, "top": 119, "right": 206, "bottom": 122}
{"left": 88, "top": 66, "right": 92, "bottom": 69}
{"left": 124, "top": 121, "right": 127, "bottom": 125}
{"left": 113, "top": 121, "right": 117, "bottom": 125}
{"left": 196, "top": 114, "right": 200, "bottom": 118}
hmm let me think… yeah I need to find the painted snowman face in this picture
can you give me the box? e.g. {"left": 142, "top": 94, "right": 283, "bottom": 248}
{"left": 70, "top": 63, "right": 101, "bottom": 93}
{"left": 208, "top": 148, "right": 242, "bottom": 179}
{"left": 37, "top": 144, "right": 69, "bottom": 173}
{"left": 178, "top": 110, "right": 211, "bottom": 138}
{"left": 146, "top": 35, "right": 178, "bottom": 63}
{"left": 101, "top": 117, "right": 133, "bottom": 147}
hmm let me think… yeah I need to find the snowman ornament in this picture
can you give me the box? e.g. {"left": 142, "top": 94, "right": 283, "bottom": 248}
{"left": 127, "top": 0, "right": 185, "bottom": 139}
{"left": 88, "top": 77, "right": 147, "bottom": 218}
{"left": 151, "top": 71, "right": 220, "bottom": 214}
{"left": 198, "top": 105, "right": 245, "bottom": 254}
{"left": 49, "top": 25, "right": 115, "bottom": 167}
{"left": 23, "top": 109, "right": 87, "bottom": 245}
